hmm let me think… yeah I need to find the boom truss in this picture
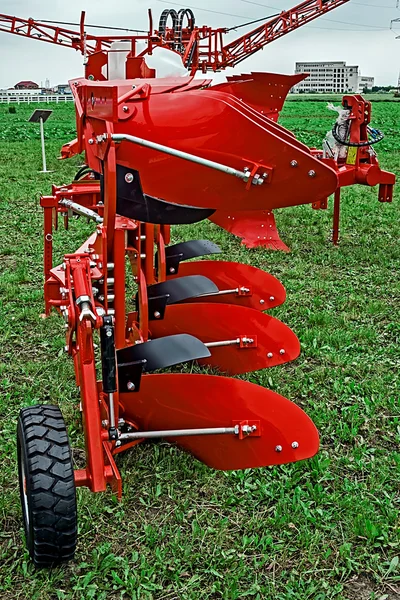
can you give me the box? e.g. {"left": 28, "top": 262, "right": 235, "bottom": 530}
{"left": 0, "top": 0, "right": 350, "bottom": 77}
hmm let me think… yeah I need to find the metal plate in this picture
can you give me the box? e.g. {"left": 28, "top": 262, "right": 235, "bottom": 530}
{"left": 117, "top": 334, "right": 210, "bottom": 372}
{"left": 149, "top": 303, "right": 300, "bottom": 374}
{"left": 209, "top": 210, "right": 290, "bottom": 251}
{"left": 119, "top": 374, "right": 319, "bottom": 470}
{"left": 168, "top": 260, "right": 286, "bottom": 310}
{"left": 157, "top": 240, "right": 221, "bottom": 276}
{"left": 116, "top": 165, "right": 214, "bottom": 224}
{"left": 28, "top": 109, "right": 53, "bottom": 123}
{"left": 147, "top": 275, "right": 219, "bottom": 304}
{"left": 164, "top": 239, "right": 221, "bottom": 260}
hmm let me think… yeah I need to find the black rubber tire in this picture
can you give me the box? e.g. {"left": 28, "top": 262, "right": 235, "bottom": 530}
{"left": 17, "top": 405, "right": 78, "bottom": 567}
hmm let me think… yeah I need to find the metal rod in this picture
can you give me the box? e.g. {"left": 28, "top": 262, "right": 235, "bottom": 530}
{"left": 39, "top": 117, "right": 47, "bottom": 172}
{"left": 205, "top": 339, "right": 240, "bottom": 348}
{"left": 111, "top": 133, "right": 263, "bottom": 185}
{"left": 119, "top": 426, "right": 238, "bottom": 440}
{"left": 332, "top": 188, "right": 341, "bottom": 245}
{"left": 59, "top": 199, "right": 103, "bottom": 223}
{"left": 199, "top": 288, "right": 239, "bottom": 297}
{"left": 108, "top": 392, "right": 116, "bottom": 430}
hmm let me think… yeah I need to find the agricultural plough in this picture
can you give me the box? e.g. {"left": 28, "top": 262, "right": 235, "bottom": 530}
{"left": 0, "top": 2, "right": 393, "bottom": 566}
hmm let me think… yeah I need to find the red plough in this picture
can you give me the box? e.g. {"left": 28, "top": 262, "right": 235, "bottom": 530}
{"left": 17, "top": 75, "right": 322, "bottom": 567}
{"left": 206, "top": 79, "right": 395, "bottom": 249}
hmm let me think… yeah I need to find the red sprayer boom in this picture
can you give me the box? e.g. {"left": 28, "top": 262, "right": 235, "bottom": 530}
{"left": 0, "top": 0, "right": 350, "bottom": 77}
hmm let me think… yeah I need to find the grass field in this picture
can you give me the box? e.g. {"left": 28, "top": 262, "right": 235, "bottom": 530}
{"left": 0, "top": 99, "right": 399, "bottom": 600}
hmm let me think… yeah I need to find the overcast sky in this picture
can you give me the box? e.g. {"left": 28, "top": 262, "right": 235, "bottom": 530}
{"left": 0, "top": 0, "right": 399, "bottom": 88}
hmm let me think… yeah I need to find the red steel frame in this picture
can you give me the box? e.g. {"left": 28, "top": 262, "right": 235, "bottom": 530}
{"left": 40, "top": 74, "right": 332, "bottom": 494}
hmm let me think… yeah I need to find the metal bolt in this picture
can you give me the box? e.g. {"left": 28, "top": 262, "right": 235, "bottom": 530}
{"left": 242, "top": 425, "right": 257, "bottom": 434}
{"left": 269, "top": 296, "right": 275, "bottom": 302}
{"left": 169, "top": 267, "right": 176, "bottom": 274}
{"left": 290, "top": 160, "right": 298, "bottom": 167}
{"left": 106, "top": 330, "right": 112, "bottom": 337}
{"left": 125, "top": 173, "right": 134, "bottom": 184}
{"left": 308, "top": 170, "right": 316, "bottom": 178}
{"left": 292, "top": 441, "right": 299, "bottom": 449}
{"left": 260, "top": 299, "right": 265, "bottom": 305}
{"left": 122, "top": 106, "right": 129, "bottom": 112}
{"left": 102, "top": 420, "right": 109, "bottom": 427}
{"left": 127, "top": 381, "right": 135, "bottom": 391}
{"left": 154, "top": 311, "right": 161, "bottom": 319}
{"left": 267, "top": 352, "right": 273, "bottom": 358}
{"left": 115, "top": 440, "right": 122, "bottom": 447}
{"left": 88, "top": 139, "right": 94, "bottom": 145}
{"left": 279, "top": 349, "right": 285, "bottom": 355}
{"left": 275, "top": 445, "right": 283, "bottom": 452}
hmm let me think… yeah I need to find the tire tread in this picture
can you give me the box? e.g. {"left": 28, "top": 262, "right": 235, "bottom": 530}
{"left": 18, "top": 404, "right": 77, "bottom": 566}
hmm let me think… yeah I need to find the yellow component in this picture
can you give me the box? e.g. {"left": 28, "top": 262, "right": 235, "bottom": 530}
{"left": 346, "top": 147, "right": 358, "bottom": 165}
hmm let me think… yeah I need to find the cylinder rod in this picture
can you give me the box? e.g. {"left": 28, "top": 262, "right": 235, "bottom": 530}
{"left": 111, "top": 133, "right": 263, "bottom": 185}
{"left": 119, "top": 426, "right": 238, "bottom": 440}
{"left": 59, "top": 199, "right": 103, "bottom": 223}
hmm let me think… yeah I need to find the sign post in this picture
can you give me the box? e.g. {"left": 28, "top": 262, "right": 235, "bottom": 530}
{"left": 28, "top": 109, "right": 53, "bottom": 173}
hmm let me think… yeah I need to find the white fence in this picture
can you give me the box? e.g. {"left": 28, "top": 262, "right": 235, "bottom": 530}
{"left": 0, "top": 94, "right": 74, "bottom": 104}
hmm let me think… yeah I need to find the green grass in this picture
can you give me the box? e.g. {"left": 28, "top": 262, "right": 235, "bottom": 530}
{"left": 0, "top": 101, "right": 399, "bottom": 600}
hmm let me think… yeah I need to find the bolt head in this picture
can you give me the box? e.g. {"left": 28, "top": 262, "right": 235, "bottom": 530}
{"left": 308, "top": 170, "right": 316, "bottom": 178}
{"left": 122, "top": 106, "right": 129, "bottom": 112}
{"left": 125, "top": 173, "right": 134, "bottom": 184}
{"left": 267, "top": 352, "right": 273, "bottom": 358}
{"left": 169, "top": 267, "right": 176, "bottom": 274}
{"left": 106, "top": 330, "right": 112, "bottom": 337}
{"left": 279, "top": 349, "right": 285, "bottom": 355}
{"left": 275, "top": 445, "right": 283, "bottom": 452}
{"left": 269, "top": 296, "right": 275, "bottom": 302}
{"left": 290, "top": 160, "right": 298, "bottom": 167}
{"left": 154, "top": 311, "right": 161, "bottom": 319}
{"left": 260, "top": 299, "right": 265, "bottom": 305}
{"left": 127, "top": 381, "right": 135, "bottom": 391}
{"left": 88, "top": 138, "right": 94, "bottom": 145}
{"left": 292, "top": 441, "right": 299, "bottom": 449}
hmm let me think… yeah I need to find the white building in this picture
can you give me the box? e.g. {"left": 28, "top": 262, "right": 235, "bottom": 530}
{"left": 293, "top": 61, "right": 374, "bottom": 93}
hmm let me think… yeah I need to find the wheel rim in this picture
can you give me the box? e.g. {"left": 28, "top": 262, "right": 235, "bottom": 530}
{"left": 20, "top": 453, "right": 30, "bottom": 528}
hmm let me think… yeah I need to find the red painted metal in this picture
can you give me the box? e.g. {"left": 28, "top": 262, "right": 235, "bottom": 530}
{"left": 211, "top": 94, "right": 395, "bottom": 249}
{"left": 211, "top": 73, "right": 307, "bottom": 119}
{"left": 209, "top": 210, "right": 290, "bottom": 251}
{"left": 35, "top": 68, "right": 322, "bottom": 502}
{"left": 69, "top": 78, "right": 339, "bottom": 213}
{"left": 168, "top": 260, "right": 286, "bottom": 310}
{"left": 149, "top": 303, "right": 300, "bottom": 374}
{"left": 120, "top": 374, "right": 319, "bottom": 470}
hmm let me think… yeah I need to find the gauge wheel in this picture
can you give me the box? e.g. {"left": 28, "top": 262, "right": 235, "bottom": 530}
{"left": 17, "top": 405, "right": 77, "bottom": 567}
